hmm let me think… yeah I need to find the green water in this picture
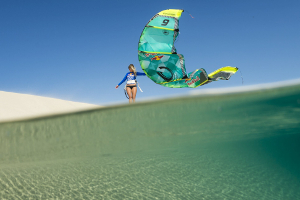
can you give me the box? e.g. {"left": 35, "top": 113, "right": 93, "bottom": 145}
{"left": 1, "top": 84, "right": 300, "bottom": 199}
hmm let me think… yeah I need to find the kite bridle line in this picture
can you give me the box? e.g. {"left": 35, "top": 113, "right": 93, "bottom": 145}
{"left": 239, "top": 68, "right": 244, "bottom": 85}
{"left": 184, "top": 10, "right": 195, "bottom": 19}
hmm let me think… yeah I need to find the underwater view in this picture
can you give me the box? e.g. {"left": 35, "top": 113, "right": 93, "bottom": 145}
{"left": 0, "top": 83, "right": 300, "bottom": 199}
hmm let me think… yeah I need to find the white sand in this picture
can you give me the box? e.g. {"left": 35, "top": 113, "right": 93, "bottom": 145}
{"left": 0, "top": 91, "right": 101, "bottom": 122}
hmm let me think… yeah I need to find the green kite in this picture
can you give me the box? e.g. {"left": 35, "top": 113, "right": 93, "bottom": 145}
{"left": 138, "top": 9, "right": 238, "bottom": 88}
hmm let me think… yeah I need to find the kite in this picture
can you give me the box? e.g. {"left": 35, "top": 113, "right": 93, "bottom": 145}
{"left": 138, "top": 9, "right": 238, "bottom": 88}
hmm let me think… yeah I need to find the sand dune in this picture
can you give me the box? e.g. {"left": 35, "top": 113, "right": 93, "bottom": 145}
{"left": 0, "top": 91, "right": 101, "bottom": 122}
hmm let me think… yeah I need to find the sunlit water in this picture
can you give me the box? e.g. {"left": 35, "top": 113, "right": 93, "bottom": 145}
{"left": 1, "top": 84, "right": 300, "bottom": 199}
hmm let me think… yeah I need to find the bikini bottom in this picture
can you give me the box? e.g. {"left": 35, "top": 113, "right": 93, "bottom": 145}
{"left": 126, "top": 85, "right": 137, "bottom": 89}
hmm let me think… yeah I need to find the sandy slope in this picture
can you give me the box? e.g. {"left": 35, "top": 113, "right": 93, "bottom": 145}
{"left": 0, "top": 91, "right": 101, "bottom": 122}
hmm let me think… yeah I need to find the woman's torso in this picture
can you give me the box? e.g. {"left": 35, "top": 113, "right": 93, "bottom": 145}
{"left": 126, "top": 73, "right": 136, "bottom": 85}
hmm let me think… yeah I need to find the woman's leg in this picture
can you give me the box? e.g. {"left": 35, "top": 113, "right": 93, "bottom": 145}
{"left": 132, "top": 86, "right": 137, "bottom": 103}
{"left": 126, "top": 86, "right": 133, "bottom": 103}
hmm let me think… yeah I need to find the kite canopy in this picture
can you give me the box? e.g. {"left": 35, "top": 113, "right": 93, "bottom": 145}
{"left": 138, "top": 9, "right": 238, "bottom": 88}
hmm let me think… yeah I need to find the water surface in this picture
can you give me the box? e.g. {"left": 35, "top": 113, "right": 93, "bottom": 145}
{"left": 1, "top": 84, "right": 300, "bottom": 199}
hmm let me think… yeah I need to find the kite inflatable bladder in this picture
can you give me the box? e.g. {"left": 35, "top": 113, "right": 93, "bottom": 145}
{"left": 138, "top": 9, "right": 238, "bottom": 88}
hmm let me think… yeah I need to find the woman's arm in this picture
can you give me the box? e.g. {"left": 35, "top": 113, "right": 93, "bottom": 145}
{"left": 117, "top": 73, "right": 128, "bottom": 86}
{"left": 136, "top": 72, "right": 146, "bottom": 76}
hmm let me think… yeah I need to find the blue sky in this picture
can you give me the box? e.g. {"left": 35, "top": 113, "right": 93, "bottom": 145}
{"left": 1, "top": 0, "right": 299, "bottom": 105}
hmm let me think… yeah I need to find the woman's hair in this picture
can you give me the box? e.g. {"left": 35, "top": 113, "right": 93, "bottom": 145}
{"left": 128, "top": 64, "right": 137, "bottom": 76}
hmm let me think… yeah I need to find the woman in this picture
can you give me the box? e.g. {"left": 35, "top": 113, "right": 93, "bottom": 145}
{"left": 115, "top": 64, "right": 146, "bottom": 103}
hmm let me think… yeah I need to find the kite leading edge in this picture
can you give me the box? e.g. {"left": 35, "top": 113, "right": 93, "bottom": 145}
{"left": 138, "top": 9, "right": 238, "bottom": 88}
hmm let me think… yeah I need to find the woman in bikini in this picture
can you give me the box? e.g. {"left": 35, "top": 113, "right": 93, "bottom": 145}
{"left": 115, "top": 64, "right": 146, "bottom": 103}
